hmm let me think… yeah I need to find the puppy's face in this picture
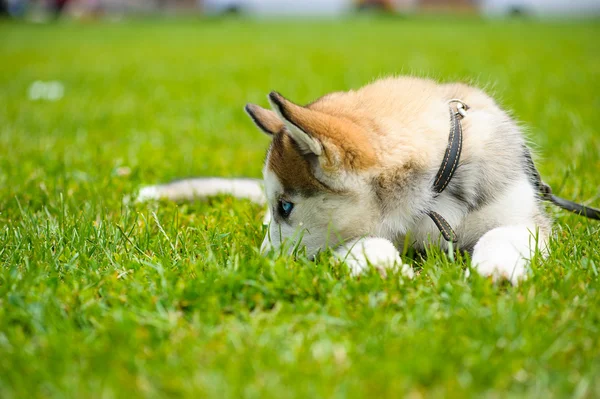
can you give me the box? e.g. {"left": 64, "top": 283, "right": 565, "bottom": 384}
{"left": 245, "top": 92, "right": 379, "bottom": 257}
{"left": 260, "top": 164, "right": 379, "bottom": 257}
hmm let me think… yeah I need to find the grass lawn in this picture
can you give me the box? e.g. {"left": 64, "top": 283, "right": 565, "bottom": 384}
{"left": 1, "top": 16, "right": 599, "bottom": 398}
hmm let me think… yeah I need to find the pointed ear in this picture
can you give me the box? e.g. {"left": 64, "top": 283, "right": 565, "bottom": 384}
{"left": 267, "top": 91, "right": 323, "bottom": 156}
{"left": 244, "top": 103, "right": 283, "bottom": 136}
{"left": 267, "top": 90, "right": 376, "bottom": 174}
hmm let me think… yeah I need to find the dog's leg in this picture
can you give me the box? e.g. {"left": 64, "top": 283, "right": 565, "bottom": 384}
{"left": 334, "top": 237, "right": 414, "bottom": 278}
{"left": 136, "top": 178, "right": 266, "bottom": 205}
{"left": 470, "top": 224, "right": 548, "bottom": 284}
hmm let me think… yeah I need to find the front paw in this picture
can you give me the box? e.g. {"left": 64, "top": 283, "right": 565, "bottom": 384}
{"left": 470, "top": 255, "right": 527, "bottom": 284}
{"left": 470, "top": 226, "right": 534, "bottom": 284}
{"left": 334, "top": 237, "right": 414, "bottom": 278}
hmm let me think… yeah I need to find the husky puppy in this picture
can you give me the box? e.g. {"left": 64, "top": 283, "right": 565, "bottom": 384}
{"left": 138, "top": 77, "right": 552, "bottom": 283}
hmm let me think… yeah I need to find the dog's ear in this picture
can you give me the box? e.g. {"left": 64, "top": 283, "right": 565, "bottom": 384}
{"left": 268, "top": 91, "right": 323, "bottom": 156}
{"left": 267, "top": 91, "right": 375, "bottom": 172}
{"left": 244, "top": 103, "right": 283, "bottom": 136}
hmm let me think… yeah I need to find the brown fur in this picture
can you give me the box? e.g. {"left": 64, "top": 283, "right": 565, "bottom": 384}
{"left": 245, "top": 103, "right": 283, "bottom": 135}
{"left": 251, "top": 91, "right": 387, "bottom": 195}
{"left": 269, "top": 91, "right": 377, "bottom": 171}
{"left": 267, "top": 131, "right": 332, "bottom": 195}
{"left": 250, "top": 81, "right": 447, "bottom": 198}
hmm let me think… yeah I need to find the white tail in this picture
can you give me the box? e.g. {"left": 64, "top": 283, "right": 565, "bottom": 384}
{"left": 136, "top": 178, "right": 266, "bottom": 205}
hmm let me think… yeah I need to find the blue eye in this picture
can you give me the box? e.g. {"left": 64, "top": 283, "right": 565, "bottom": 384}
{"left": 278, "top": 199, "right": 294, "bottom": 218}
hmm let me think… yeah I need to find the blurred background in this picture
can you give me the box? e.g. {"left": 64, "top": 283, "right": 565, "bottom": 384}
{"left": 0, "top": 2, "right": 599, "bottom": 396}
{"left": 1, "top": 0, "right": 598, "bottom": 200}
{"left": 2, "top": 0, "right": 600, "bottom": 19}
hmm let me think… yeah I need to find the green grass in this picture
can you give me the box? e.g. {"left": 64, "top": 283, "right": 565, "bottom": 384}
{"left": 1, "top": 16, "right": 600, "bottom": 398}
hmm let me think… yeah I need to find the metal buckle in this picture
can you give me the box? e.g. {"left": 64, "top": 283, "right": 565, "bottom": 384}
{"left": 448, "top": 99, "right": 469, "bottom": 118}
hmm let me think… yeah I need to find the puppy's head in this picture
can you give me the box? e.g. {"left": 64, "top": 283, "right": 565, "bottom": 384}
{"left": 245, "top": 91, "right": 380, "bottom": 257}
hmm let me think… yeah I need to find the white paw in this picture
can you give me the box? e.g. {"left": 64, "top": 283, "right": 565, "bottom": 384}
{"left": 470, "top": 225, "right": 537, "bottom": 284}
{"left": 334, "top": 237, "right": 414, "bottom": 278}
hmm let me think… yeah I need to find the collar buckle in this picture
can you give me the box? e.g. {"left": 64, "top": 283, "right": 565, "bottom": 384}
{"left": 448, "top": 99, "right": 469, "bottom": 118}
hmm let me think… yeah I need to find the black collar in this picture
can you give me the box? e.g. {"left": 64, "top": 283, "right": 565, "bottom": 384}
{"left": 427, "top": 100, "right": 469, "bottom": 243}
{"left": 428, "top": 99, "right": 600, "bottom": 244}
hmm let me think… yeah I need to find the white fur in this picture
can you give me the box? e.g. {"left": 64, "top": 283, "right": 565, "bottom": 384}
{"left": 470, "top": 225, "right": 540, "bottom": 284}
{"left": 283, "top": 124, "right": 323, "bottom": 156}
{"left": 261, "top": 168, "right": 379, "bottom": 258}
{"left": 460, "top": 177, "right": 538, "bottom": 246}
{"left": 136, "top": 178, "right": 266, "bottom": 204}
{"left": 334, "top": 237, "right": 414, "bottom": 278}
